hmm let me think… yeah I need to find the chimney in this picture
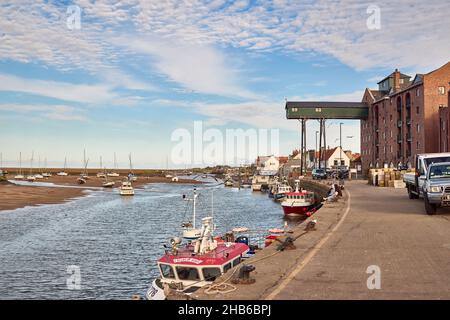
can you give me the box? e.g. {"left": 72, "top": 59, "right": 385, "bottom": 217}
{"left": 393, "top": 68, "right": 401, "bottom": 92}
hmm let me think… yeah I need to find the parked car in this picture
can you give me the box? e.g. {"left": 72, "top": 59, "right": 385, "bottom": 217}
{"left": 403, "top": 152, "right": 450, "bottom": 215}
{"left": 312, "top": 168, "right": 327, "bottom": 180}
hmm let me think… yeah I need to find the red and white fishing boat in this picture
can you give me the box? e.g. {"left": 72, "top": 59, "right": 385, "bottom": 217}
{"left": 146, "top": 189, "right": 250, "bottom": 300}
{"left": 281, "top": 180, "right": 316, "bottom": 217}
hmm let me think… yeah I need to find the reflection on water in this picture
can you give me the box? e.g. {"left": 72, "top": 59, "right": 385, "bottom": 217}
{"left": 0, "top": 180, "right": 299, "bottom": 299}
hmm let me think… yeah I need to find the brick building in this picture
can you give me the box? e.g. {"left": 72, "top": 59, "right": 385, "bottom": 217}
{"left": 361, "top": 61, "right": 450, "bottom": 171}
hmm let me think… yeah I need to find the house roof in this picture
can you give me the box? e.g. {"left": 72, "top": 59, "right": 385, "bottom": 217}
{"left": 377, "top": 70, "right": 411, "bottom": 84}
{"left": 277, "top": 156, "right": 289, "bottom": 164}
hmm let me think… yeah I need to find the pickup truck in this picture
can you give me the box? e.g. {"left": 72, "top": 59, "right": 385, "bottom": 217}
{"left": 403, "top": 153, "right": 450, "bottom": 214}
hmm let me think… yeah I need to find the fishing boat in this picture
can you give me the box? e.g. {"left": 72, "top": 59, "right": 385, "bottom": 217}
{"left": 14, "top": 152, "right": 24, "bottom": 180}
{"left": 146, "top": 189, "right": 249, "bottom": 300}
{"left": 224, "top": 179, "right": 233, "bottom": 187}
{"left": 280, "top": 180, "right": 316, "bottom": 217}
{"left": 119, "top": 180, "right": 134, "bottom": 196}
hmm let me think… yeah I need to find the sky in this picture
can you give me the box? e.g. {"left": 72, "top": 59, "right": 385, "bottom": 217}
{"left": 0, "top": 0, "right": 449, "bottom": 169}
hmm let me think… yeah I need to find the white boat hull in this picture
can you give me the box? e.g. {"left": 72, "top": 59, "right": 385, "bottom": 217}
{"left": 120, "top": 188, "right": 134, "bottom": 196}
{"left": 146, "top": 279, "right": 166, "bottom": 300}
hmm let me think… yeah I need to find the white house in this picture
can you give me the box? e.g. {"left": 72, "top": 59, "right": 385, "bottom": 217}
{"left": 256, "top": 155, "right": 280, "bottom": 175}
{"left": 320, "top": 147, "right": 351, "bottom": 168}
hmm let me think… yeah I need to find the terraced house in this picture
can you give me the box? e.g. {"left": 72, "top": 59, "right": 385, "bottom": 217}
{"left": 361, "top": 61, "right": 450, "bottom": 170}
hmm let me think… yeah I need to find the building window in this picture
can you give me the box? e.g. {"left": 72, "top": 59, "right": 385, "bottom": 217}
{"left": 416, "top": 88, "right": 420, "bottom": 96}
{"left": 438, "top": 86, "right": 445, "bottom": 95}
{"left": 417, "top": 141, "right": 420, "bottom": 149}
{"left": 417, "top": 105, "right": 420, "bottom": 114}
{"left": 417, "top": 124, "right": 420, "bottom": 132}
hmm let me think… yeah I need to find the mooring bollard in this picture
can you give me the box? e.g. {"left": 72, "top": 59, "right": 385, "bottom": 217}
{"left": 232, "top": 264, "right": 256, "bottom": 284}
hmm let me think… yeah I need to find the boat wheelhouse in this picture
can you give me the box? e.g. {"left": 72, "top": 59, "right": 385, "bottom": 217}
{"left": 274, "top": 184, "right": 292, "bottom": 201}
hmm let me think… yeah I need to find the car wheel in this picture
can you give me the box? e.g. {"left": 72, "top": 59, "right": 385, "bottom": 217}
{"left": 424, "top": 193, "right": 437, "bottom": 215}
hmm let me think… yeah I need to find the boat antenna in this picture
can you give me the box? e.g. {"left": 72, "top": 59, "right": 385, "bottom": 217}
{"left": 211, "top": 188, "right": 214, "bottom": 219}
{"left": 193, "top": 187, "right": 197, "bottom": 229}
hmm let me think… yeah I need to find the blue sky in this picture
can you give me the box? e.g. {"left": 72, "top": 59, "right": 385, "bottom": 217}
{"left": 0, "top": 0, "right": 449, "bottom": 168}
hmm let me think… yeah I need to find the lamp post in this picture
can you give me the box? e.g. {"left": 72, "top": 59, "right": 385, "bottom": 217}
{"left": 339, "top": 123, "right": 343, "bottom": 167}
{"left": 315, "top": 131, "right": 319, "bottom": 169}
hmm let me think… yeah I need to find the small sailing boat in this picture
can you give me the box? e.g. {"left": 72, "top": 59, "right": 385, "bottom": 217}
{"left": 26, "top": 151, "right": 36, "bottom": 182}
{"left": 102, "top": 168, "right": 115, "bottom": 188}
{"left": 57, "top": 157, "right": 68, "bottom": 176}
{"left": 34, "top": 156, "right": 44, "bottom": 179}
{"left": 128, "top": 153, "right": 137, "bottom": 181}
{"left": 77, "top": 150, "right": 89, "bottom": 184}
{"left": 107, "top": 152, "right": 120, "bottom": 177}
{"left": 14, "top": 152, "right": 24, "bottom": 180}
{"left": 42, "top": 158, "right": 52, "bottom": 177}
{"left": 97, "top": 156, "right": 106, "bottom": 178}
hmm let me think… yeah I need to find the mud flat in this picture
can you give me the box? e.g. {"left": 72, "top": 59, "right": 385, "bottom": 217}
{"left": 0, "top": 175, "right": 202, "bottom": 212}
{"left": 0, "top": 184, "right": 85, "bottom": 211}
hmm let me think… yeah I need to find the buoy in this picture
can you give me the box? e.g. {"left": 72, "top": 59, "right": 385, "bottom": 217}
{"left": 268, "top": 228, "right": 284, "bottom": 234}
{"left": 232, "top": 227, "right": 249, "bottom": 233}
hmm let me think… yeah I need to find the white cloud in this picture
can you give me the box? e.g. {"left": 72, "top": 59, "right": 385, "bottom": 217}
{"left": 0, "top": 104, "right": 86, "bottom": 121}
{"left": 115, "top": 36, "right": 257, "bottom": 98}
{"left": 0, "top": 73, "right": 118, "bottom": 104}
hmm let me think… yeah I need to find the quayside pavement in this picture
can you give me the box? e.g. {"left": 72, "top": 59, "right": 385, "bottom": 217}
{"left": 194, "top": 180, "right": 450, "bottom": 300}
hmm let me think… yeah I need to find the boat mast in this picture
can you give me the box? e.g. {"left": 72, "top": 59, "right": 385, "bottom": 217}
{"left": 114, "top": 152, "right": 117, "bottom": 170}
{"left": 19, "top": 152, "right": 22, "bottom": 175}
{"left": 193, "top": 188, "right": 197, "bottom": 229}
{"left": 30, "top": 151, "right": 34, "bottom": 175}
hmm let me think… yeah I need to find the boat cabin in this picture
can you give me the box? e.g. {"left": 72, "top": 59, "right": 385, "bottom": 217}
{"left": 285, "top": 191, "right": 314, "bottom": 202}
{"left": 157, "top": 242, "right": 248, "bottom": 287}
{"left": 277, "top": 185, "right": 292, "bottom": 193}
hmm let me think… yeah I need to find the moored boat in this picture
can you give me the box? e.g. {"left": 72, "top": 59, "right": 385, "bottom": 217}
{"left": 119, "top": 180, "right": 134, "bottom": 196}
{"left": 281, "top": 180, "right": 316, "bottom": 217}
{"left": 146, "top": 216, "right": 249, "bottom": 300}
{"left": 146, "top": 188, "right": 250, "bottom": 300}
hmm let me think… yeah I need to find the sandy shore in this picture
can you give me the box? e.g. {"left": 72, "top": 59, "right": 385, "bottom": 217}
{"left": 0, "top": 183, "right": 85, "bottom": 211}
{"left": 0, "top": 175, "right": 203, "bottom": 212}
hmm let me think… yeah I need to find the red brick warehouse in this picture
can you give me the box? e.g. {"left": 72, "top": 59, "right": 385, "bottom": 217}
{"left": 361, "top": 61, "right": 450, "bottom": 171}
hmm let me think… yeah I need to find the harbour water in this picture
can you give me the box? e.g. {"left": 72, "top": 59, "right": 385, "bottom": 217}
{"left": 0, "top": 178, "right": 292, "bottom": 299}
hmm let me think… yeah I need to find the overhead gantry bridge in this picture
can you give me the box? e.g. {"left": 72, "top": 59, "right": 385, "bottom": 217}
{"left": 285, "top": 101, "right": 368, "bottom": 174}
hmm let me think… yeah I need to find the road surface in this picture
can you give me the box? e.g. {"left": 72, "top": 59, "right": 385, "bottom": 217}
{"left": 272, "top": 180, "right": 450, "bottom": 299}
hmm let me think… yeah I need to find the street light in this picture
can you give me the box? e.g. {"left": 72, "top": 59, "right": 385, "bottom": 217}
{"left": 339, "top": 123, "right": 343, "bottom": 167}
{"left": 315, "top": 131, "right": 319, "bottom": 169}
